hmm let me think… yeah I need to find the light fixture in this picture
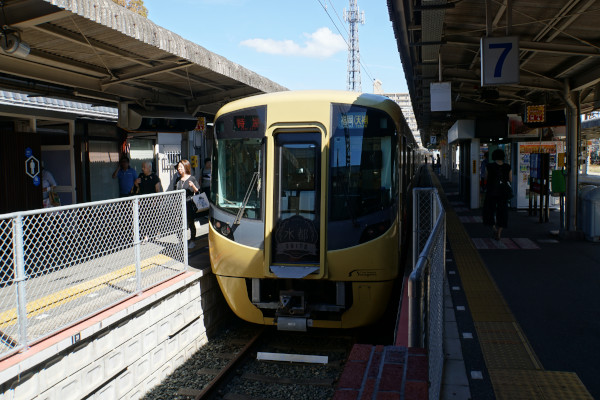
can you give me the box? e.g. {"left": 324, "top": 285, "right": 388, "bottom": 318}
{"left": 0, "top": 29, "right": 30, "bottom": 58}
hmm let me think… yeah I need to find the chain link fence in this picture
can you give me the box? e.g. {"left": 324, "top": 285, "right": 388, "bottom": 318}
{"left": 409, "top": 187, "right": 446, "bottom": 400}
{"left": 0, "top": 191, "right": 188, "bottom": 359}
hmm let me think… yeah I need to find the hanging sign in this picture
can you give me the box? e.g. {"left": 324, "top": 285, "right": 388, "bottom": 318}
{"left": 526, "top": 105, "right": 546, "bottom": 123}
{"left": 481, "top": 36, "right": 520, "bottom": 86}
{"left": 430, "top": 82, "right": 452, "bottom": 111}
{"left": 195, "top": 117, "right": 206, "bottom": 133}
{"left": 25, "top": 155, "right": 40, "bottom": 179}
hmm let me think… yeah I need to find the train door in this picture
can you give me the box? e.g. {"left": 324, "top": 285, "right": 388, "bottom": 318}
{"left": 271, "top": 132, "right": 321, "bottom": 275}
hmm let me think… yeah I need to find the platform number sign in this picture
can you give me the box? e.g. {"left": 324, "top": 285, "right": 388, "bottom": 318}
{"left": 480, "top": 36, "right": 520, "bottom": 86}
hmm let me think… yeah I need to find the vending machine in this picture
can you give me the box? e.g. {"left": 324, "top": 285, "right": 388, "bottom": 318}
{"left": 515, "top": 141, "right": 565, "bottom": 208}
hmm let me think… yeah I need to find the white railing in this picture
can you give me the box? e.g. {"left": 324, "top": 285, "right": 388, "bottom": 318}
{"left": 409, "top": 187, "right": 446, "bottom": 400}
{"left": 0, "top": 191, "right": 188, "bottom": 359}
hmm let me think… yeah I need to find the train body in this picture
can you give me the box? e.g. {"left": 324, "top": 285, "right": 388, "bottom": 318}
{"left": 209, "top": 91, "right": 417, "bottom": 330}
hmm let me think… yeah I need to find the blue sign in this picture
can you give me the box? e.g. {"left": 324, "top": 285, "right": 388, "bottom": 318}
{"left": 25, "top": 147, "right": 33, "bottom": 158}
{"left": 32, "top": 176, "right": 41, "bottom": 187}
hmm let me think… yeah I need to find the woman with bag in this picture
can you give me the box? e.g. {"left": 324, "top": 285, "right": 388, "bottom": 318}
{"left": 175, "top": 159, "right": 201, "bottom": 249}
{"left": 482, "top": 149, "right": 512, "bottom": 240}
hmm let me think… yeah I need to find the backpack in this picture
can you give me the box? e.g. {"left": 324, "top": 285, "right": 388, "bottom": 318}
{"left": 490, "top": 163, "right": 513, "bottom": 199}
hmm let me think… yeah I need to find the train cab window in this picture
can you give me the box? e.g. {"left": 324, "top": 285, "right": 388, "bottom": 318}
{"left": 211, "top": 137, "right": 263, "bottom": 220}
{"left": 329, "top": 105, "right": 397, "bottom": 222}
{"left": 328, "top": 104, "right": 398, "bottom": 250}
{"left": 211, "top": 106, "right": 266, "bottom": 222}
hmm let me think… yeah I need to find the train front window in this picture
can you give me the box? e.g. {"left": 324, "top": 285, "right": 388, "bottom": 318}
{"left": 212, "top": 138, "right": 263, "bottom": 220}
{"left": 329, "top": 105, "right": 397, "bottom": 222}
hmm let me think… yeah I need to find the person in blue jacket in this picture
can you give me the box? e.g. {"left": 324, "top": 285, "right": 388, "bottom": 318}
{"left": 112, "top": 156, "right": 137, "bottom": 197}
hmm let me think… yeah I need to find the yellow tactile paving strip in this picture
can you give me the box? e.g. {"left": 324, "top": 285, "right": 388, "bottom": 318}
{"left": 430, "top": 172, "right": 593, "bottom": 399}
{"left": 0, "top": 254, "right": 174, "bottom": 329}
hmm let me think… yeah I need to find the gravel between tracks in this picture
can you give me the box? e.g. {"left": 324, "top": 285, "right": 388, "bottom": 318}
{"left": 141, "top": 319, "right": 353, "bottom": 400}
{"left": 142, "top": 321, "right": 259, "bottom": 400}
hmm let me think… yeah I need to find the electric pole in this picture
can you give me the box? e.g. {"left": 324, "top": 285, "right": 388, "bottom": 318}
{"left": 344, "top": 0, "right": 365, "bottom": 92}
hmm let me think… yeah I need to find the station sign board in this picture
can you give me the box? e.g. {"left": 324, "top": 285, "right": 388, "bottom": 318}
{"left": 480, "top": 36, "right": 520, "bottom": 86}
{"left": 526, "top": 105, "right": 546, "bottom": 123}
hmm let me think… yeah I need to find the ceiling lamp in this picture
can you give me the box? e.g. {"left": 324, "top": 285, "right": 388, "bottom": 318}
{"left": 0, "top": 29, "right": 30, "bottom": 58}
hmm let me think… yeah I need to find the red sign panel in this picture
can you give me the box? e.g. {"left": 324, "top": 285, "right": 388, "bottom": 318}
{"left": 526, "top": 105, "right": 545, "bottom": 123}
{"left": 233, "top": 115, "right": 261, "bottom": 132}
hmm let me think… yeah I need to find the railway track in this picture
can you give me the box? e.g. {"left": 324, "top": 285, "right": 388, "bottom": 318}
{"left": 142, "top": 319, "right": 355, "bottom": 400}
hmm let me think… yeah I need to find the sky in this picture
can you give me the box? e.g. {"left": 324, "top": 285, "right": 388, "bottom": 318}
{"left": 143, "top": 0, "right": 409, "bottom": 94}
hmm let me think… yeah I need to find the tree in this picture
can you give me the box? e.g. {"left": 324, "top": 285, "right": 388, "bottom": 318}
{"left": 111, "top": 0, "right": 148, "bottom": 18}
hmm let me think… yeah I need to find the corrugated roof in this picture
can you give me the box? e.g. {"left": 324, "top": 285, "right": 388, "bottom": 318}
{"left": 0, "top": 0, "right": 286, "bottom": 116}
{"left": 0, "top": 89, "right": 117, "bottom": 119}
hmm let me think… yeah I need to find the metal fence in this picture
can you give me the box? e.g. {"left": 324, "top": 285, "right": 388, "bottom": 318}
{"left": 0, "top": 191, "right": 188, "bottom": 359}
{"left": 409, "top": 187, "right": 446, "bottom": 400}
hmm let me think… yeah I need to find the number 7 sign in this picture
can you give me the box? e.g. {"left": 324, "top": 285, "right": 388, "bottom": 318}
{"left": 481, "top": 36, "right": 520, "bottom": 86}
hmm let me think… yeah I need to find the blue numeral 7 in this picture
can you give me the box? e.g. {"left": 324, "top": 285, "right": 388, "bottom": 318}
{"left": 489, "top": 42, "right": 513, "bottom": 78}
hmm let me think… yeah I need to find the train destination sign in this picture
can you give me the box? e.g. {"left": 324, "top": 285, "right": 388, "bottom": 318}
{"left": 339, "top": 113, "right": 369, "bottom": 129}
{"left": 233, "top": 115, "right": 261, "bottom": 131}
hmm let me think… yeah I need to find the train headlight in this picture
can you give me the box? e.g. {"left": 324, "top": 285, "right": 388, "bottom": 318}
{"left": 359, "top": 220, "right": 391, "bottom": 243}
{"left": 211, "top": 218, "right": 233, "bottom": 239}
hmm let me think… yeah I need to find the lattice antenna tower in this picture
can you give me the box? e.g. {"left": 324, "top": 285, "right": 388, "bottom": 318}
{"left": 344, "top": 0, "right": 365, "bottom": 92}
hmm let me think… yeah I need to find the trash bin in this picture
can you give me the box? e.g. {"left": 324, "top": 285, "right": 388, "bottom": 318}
{"left": 582, "top": 187, "right": 600, "bottom": 242}
{"left": 578, "top": 185, "right": 597, "bottom": 234}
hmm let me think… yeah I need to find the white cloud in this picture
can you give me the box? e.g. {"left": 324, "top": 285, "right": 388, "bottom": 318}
{"left": 240, "top": 27, "right": 346, "bottom": 59}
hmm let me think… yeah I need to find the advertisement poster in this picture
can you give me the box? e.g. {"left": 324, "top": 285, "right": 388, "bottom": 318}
{"left": 516, "top": 141, "right": 565, "bottom": 208}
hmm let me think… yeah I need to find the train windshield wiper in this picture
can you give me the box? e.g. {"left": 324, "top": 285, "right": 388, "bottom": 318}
{"left": 231, "top": 171, "right": 260, "bottom": 232}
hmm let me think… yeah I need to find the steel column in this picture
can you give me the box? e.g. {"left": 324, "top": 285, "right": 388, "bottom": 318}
{"left": 12, "top": 216, "right": 28, "bottom": 348}
{"left": 564, "top": 82, "right": 580, "bottom": 232}
{"left": 133, "top": 197, "right": 142, "bottom": 293}
{"left": 182, "top": 191, "right": 189, "bottom": 267}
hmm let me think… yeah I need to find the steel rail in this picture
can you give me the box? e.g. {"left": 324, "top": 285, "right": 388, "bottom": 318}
{"left": 194, "top": 328, "right": 265, "bottom": 400}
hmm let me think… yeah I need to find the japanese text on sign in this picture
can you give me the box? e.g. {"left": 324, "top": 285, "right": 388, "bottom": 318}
{"left": 526, "top": 105, "right": 545, "bottom": 123}
{"left": 233, "top": 115, "right": 261, "bottom": 132}
{"left": 338, "top": 113, "right": 369, "bottom": 129}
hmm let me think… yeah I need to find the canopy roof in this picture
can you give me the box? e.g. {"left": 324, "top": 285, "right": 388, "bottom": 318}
{"left": 0, "top": 0, "right": 286, "bottom": 116}
{"left": 388, "top": 0, "right": 600, "bottom": 143}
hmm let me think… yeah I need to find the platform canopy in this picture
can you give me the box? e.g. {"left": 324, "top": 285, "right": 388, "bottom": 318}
{"left": 388, "top": 0, "right": 600, "bottom": 144}
{"left": 0, "top": 0, "right": 286, "bottom": 118}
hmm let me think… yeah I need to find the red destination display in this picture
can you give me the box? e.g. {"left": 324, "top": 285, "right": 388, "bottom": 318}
{"left": 233, "top": 115, "right": 261, "bottom": 131}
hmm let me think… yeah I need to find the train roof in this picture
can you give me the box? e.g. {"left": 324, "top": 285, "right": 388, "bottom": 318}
{"left": 215, "top": 90, "right": 417, "bottom": 146}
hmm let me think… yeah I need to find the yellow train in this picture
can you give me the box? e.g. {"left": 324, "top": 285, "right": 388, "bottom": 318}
{"left": 209, "top": 91, "right": 418, "bottom": 330}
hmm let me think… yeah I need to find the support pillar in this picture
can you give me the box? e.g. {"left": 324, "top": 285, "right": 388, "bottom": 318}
{"left": 470, "top": 139, "right": 480, "bottom": 209}
{"left": 564, "top": 83, "right": 580, "bottom": 234}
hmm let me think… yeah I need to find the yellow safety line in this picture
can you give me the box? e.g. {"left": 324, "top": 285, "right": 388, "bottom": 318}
{"left": 0, "top": 254, "right": 173, "bottom": 329}
{"left": 429, "top": 171, "right": 593, "bottom": 399}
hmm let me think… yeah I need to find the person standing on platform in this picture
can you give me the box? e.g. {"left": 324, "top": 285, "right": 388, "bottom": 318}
{"left": 112, "top": 156, "right": 137, "bottom": 197}
{"left": 175, "top": 159, "right": 201, "bottom": 249}
{"left": 41, "top": 163, "right": 58, "bottom": 208}
{"left": 132, "top": 161, "right": 162, "bottom": 195}
{"left": 483, "top": 149, "right": 512, "bottom": 240}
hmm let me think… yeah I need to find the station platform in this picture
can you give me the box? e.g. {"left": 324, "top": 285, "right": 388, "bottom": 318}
{"left": 436, "top": 172, "right": 598, "bottom": 399}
